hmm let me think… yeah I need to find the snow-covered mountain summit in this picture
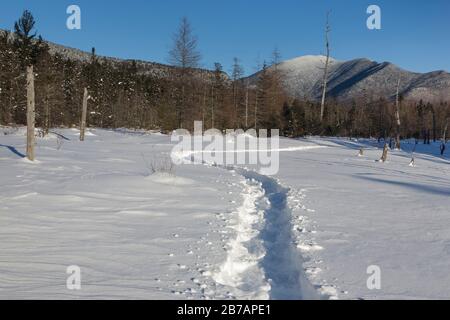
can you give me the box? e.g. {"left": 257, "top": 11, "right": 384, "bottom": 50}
{"left": 248, "top": 55, "right": 450, "bottom": 102}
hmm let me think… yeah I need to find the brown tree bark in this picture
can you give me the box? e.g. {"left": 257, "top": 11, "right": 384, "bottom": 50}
{"left": 80, "top": 87, "right": 88, "bottom": 141}
{"left": 380, "top": 143, "right": 389, "bottom": 162}
{"left": 44, "top": 83, "right": 50, "bottom": 136}
{"left": 26, "top": 65, "right": 35, "bottom": 161}
{"left": 395, "top": 78, "right": 401, "bottom": 149}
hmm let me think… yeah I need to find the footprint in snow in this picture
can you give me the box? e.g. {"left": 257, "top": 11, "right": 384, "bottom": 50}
{"left": 305, "top": 267, "right": 322, "bottom": 276}
{"left": 293, "top": 225, "right": 307, "bottom": 233}
{"left": 314, "top": 259, "right": 324, "bottom": 264}
{"left": 191, "top": 278, "right": 200, "bottom": 284}
{"left": 297, "top": 243, "right": 324, "bottom": 252}
{"left": 185, "top": 288, "right": 197, "bottom": 294}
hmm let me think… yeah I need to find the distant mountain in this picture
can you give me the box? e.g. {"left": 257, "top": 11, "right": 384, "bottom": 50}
{"left": 247, "top": 55, "right": 450, "bottom": 102}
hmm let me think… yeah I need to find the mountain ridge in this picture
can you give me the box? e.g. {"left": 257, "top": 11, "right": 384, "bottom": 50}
{"left": 2, "top": 28, "right": 448, "bottom": 102}
{"left": 249, "top": 55, "right": 450, "bottom": 102}
{"left": 0, "top": 28, "right": 221, "bottom": 80}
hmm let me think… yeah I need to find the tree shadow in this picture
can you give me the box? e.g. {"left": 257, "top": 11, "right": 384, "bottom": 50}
{"left": 311, "top": 137, "right": 450, "bottom": 165}
{"left": 355, "top": 174, "right": 450, "bottom": 197}
{"left": 49, "top": 131, "right": 70, "bottom": 141}
{"left": 0, "top": 144, "right": 26, "bottom": 158}
{"left": 306, "top": 137, "right": 380, "bottom": 151}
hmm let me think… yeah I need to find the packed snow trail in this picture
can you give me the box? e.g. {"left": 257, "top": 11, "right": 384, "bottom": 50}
{"left": 213, "top": 168, "right": 321, "bottom": 300}
{"left": 174, "top": 142, "right": 326, "bottom": 299}
{"left": 242, "top": 170, "right": 320, "bottom": 299}
{"left": 212, "top": 178, "right": 270, "bottom": 299}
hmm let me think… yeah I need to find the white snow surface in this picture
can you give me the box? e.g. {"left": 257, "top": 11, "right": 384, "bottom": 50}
{"left": 0, "top": 128, "right": 243, "bottom": 299}
{"left": 1, "top": 127, "right": 450, "bottom": 300}
{"left": 275, "top": 55, "right": 341, "bottom": 99}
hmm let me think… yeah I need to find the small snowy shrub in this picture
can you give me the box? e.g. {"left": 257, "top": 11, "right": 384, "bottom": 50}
{"left": 37, "top": 129, "right": 46, "bottom": 138}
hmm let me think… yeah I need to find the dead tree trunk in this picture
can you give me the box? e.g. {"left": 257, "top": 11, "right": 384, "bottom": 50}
{"left": 358, "top": 148, "right": 364, "bottom": 157}
{"left": 44, "top": 102, "right": 50, "bottom": 136}
{"left": 26, "top": 65, "right": 35, "bottom": 161}
{"left": 44, "top": 84, "right": 50, "bottom": 136}
{"left": 211, "top": 86, "right": 215, "bottom": 129}
{"left": 394, "top": 78, "right": 401, "bottom": 149}
{"left": 80, "top": 87, "right": 88, "bottom": 141}
{"left": 245, "top": 81, "right": 249, "bottom": 128}
{"left": 410, "top": 140, "right": 418, "bottom": 166}
{"left": 202, "top": 86, "right": 207, "bottom": 130}
{"left": 254, "top": 90, "right": 258, "bottom": 130}
{"left": 443, "top": 121, "right": 448, "bottom": 143}
{"left": 180, "top": 84, "right": 185, "bottom": 129}
{"left": 441, "top": 120, "right": 448, "bottom": 156}
{"left": 432, "top": 108, "right": 437, "bottom": 142}
{"left": 379, "top": 143, "right": 389, "bottom": 163}
{"left": 320, "top": 12, "right": 331, "bottom": 123}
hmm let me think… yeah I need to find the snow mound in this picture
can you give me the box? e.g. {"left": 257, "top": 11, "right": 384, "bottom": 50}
{"left": 147, "top": 173, "right": 195, "bottom": 186}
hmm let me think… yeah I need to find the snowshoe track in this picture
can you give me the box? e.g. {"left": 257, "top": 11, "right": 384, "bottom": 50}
{"left": 214, "top": 168, "right": 320, "bottom": 300}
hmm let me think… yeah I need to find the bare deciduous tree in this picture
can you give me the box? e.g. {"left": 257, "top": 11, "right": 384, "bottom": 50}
{"left": 168, "top": 17, "right": 201, "bottom": 128}
{"left": 320, "top": 11, "right": 331, "bottom": 123}
{"left": 271, "top": 47, "right": 282, "bottom": 67}
{"left": 245, "top": 79, "right": 249, "bottom": 128}
{"left": 168, "top": 17, "right": 201, "bottom": 69}
{"left": 395, "top": 78, "right": 402, "bottom": 149}
{"left": 231, "top": 57, "right": 244, "bottom": 127}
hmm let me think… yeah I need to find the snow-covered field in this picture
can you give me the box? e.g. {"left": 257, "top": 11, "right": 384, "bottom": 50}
{"left": 1, "top": 127, "right": 450, "bottom": 300}
{"left": 273, "top": 137, "right": 450, "bottom": 299}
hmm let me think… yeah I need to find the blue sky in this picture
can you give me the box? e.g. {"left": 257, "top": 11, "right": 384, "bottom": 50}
{"left": 0, "top": 0, "right": 449, "bottom": 75}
